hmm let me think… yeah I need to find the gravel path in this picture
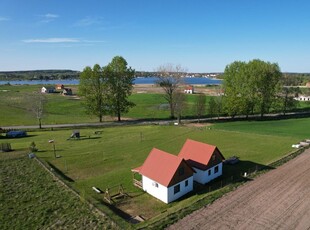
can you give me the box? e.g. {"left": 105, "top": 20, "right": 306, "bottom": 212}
{"left": 168, "top": 149, "right": 310, "bottom": 230}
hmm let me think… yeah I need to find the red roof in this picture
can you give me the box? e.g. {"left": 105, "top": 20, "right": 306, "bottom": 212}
{"left": 135, "top": 148, "right": 193, "bottom": 187}
{"left": 185, "top": 86, "right": 193, "bottom": 90}
{"left": 178, "top": 139, "right": 224, "bottom": 169}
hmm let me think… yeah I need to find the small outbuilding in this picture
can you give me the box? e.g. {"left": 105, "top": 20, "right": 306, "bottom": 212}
{"left": 41, "top": 86, "right": 56, "bottom": 93}
{"left": 56, "top": 84, "right": 65, "bottom": 90}
{"left": 63, "top": 88, "right": 72, "bottom": 95}
{"left": 184, "top": 85, "right": 194, "bottom": 94}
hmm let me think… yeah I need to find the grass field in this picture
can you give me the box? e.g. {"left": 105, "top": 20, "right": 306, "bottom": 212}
{"left": 2, "top": 84, "right": 309, "bottom": 126}
{"left": 0, "top": 84, "right": 211, "bottom": 126}
{"left": 0, "top": 151, "right": 116, "bottom": 229}
{"left": 1, "top": 117, "right": 308, "bottom": 228}
{"left": 1, "top": 84, "right": 310, "bottom": 228}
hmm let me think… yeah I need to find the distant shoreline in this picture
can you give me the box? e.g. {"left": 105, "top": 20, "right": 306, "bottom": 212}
{"left": 0, "top": 77, "right": 222, "bottom": 86}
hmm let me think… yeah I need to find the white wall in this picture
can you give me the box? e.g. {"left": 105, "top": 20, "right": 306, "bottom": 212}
{"left": 167, "top": 176, "right": 193, "bottom": 203}
{"left": 142, "top": 176, "right": 168, "bottom": 203}
{"left": 193, "top": 162, "right": 223, "bottom": 184}
{"left": 142, "top": 175, "right": 194, "bottom": 203}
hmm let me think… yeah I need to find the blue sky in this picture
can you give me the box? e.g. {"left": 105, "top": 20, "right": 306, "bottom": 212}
{"left": 0, "top": 0, "right": 310, "bottom": 72}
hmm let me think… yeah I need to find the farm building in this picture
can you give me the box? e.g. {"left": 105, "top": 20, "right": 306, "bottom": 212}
{"left": 132, "top": 148, "right": 195, "bottom": 204}
{"left": 294, "top": 95, "right": 310, "bottom": 101}
{"left": 184, "top": 85, "right": 194, "bottom": 94}
{"left": 41, "top": 86, "right": 56, "bottom": 93}
{"left": 62, "top": 88, "right": 72, "bottom": 95}
{"left": 56, "top": 84, "right": 65, "bottom": 90}
{"left": 178, "top": 139, "right": 225, "bottom": 185}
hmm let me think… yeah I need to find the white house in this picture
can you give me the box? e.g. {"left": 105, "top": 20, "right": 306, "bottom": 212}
{"left": 132, "top": 148, "right": 195, "bottom": 204}
{"left": 294, "top": 95, "right": 310, "bottom": 101}
{"left": 184, "top": 85, "right": 194, "bottom": 94}
{"left": 178, "top": 139, "right": 225, "bottom": 184}
{"left": 41, "top": 86, "right": 55, "bottom": 93}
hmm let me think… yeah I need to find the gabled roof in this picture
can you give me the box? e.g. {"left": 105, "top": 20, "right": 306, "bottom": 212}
{"left": 178, "top": 139, "right": 225, "bottom": 170}
{"left": 134, "top": 148, "right": 193, "bottom": 187}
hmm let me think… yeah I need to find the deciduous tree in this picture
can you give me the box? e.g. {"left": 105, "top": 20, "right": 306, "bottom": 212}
{"left": 156, "top": 64, "right": 186, "bottom": 119}
{"left": 25, "top": 92, "right": 47, "bottom": 128}
{"left": 104, "top": 56, "right": 135, "bottom": 121}
{"left": 195, "top": 93, "right": 206, "bottom": 122}
{"left": 223, "top": 59, "right": 281, "bottom": 118}
{"left": 79, "top": 64, "right": 108, "bottom": 122}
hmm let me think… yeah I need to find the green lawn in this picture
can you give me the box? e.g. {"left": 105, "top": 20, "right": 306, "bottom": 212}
{"left": 1, "top": 117, "right": 307, "bottom": 227}
{"left": 213, "top": 117, "right": 310, "bottom": 139}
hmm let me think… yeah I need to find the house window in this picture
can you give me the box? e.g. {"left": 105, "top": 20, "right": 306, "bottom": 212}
{"left": 178, "top": 167, "right": 184, "bottom": 176}
{"left": 152, "top": 182, "right": 158, "bottom": 188}
{"left": 208, "top": 169, "right": 211, "bottom": 176}
{"left": 174, "top": 184, "right": 180, "bottom": 194}
{"left": 212, "top": 155, "right": 216, "bottom": 161}
{"left": 214, "top": 165, "right": 219, "bottom": 173}
{"left": 185, "top": 180, "right": 188, "bottom": 187}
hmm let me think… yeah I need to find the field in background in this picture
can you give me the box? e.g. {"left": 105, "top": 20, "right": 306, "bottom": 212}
{"left": 1, "top": 117, "right": 308, "bottom": 227}
{"left": 1, "top": 84, "right": 310, "bottom": 126}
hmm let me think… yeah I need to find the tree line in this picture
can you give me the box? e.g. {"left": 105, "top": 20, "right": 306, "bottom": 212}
{"left": 0, "top": 70, "right": 80, "bottom": 81}
{"left": 27, "top": 57, "right": 307, "bottom": 127}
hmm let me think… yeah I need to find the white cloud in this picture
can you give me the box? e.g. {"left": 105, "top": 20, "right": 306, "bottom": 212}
{"left": 22, "top": 38, "right": 106, "bottom": 45}
{"left": 75, "top": 16, "right": 103, "bottom": 26}
{"left": 44, "top": 13, "right": 59, "bottom": 19}
{"left": 0, "top": 17, "right": 10, "bottom": 21}
{"left": 23, "top": 38, "right": 79, "bottom": 43}
{"left": 38, "top": 13, "right": 59, "bottom": 23}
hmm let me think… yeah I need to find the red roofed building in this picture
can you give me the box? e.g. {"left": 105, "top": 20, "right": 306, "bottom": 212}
{"left": 184, "top": 85, "right": 194, "bottom": 94}
{"left": 178, "top": 139, "right": 225, "bottom": 184}
{"left": 132, "top": 148, "right": 194, "bottom": 203}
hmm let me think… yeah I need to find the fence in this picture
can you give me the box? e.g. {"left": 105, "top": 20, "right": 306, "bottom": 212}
{"left": 201, "top": 146, "right": 308, "bottom": 195}
{"left": 33, "top": 156, "right": 118, "bottom": 228}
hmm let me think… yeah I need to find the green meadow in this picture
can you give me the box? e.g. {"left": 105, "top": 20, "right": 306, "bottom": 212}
{"left": 2, "top": 84, "right": 309, "bottom": 126}
{"left": 1, "top": 84, "right": 310, "bottom": 228}
{"left": 1, "top": 117, "right": 308, "bottom": 228}
{"left": 0, "top": 84, "right": 211, "bottom": 126}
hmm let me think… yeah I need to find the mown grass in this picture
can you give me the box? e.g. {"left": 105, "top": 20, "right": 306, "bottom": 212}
{"left": 213, "top": 117, "right": 310, "bottom": 139}
{"left": 0, "top": 151, "right": 116, "bottom": 229}
{"left": 1, "top": 118, "right": 307, "bottom": 227}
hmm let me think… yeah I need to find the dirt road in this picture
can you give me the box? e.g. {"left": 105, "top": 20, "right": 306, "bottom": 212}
{"left": 168, "top": 149, "right": 310, "bottom": 230}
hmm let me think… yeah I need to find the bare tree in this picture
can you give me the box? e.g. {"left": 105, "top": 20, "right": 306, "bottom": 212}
{"left": 25, "top": 92, "right": 47, "bottom": 128}
{"left": 156, "top": 64, "right": 187, "bottom": 118}
{"left": 174, "top": 90, "right": 187, "bottom": 124}
{"left": 195, "top": 93, "right": 206, "bottom": 122}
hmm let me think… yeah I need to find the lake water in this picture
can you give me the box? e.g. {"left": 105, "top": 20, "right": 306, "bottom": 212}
{"left": 0, "top": 77, "right": 222, "bottom": 85}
